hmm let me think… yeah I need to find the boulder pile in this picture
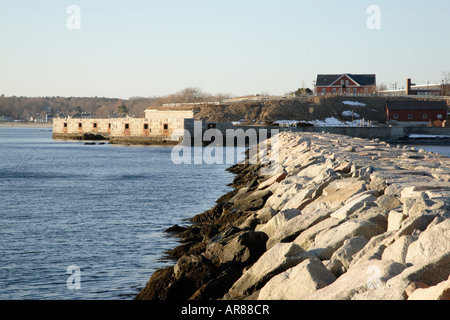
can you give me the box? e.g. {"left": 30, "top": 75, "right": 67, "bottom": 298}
{"left": 136, "top": 131, "right": 450, "bottom": 300}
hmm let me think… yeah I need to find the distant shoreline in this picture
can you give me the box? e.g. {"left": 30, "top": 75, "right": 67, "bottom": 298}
{"left": 0, "top": 122, "right": 53, "bottom": 128}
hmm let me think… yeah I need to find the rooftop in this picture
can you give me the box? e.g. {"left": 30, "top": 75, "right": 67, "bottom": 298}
{"left": 386, "top": 100, "right": 448, "bottom": 111}
{"left": 316, "top": 74, "right": 376, "bottom": 87}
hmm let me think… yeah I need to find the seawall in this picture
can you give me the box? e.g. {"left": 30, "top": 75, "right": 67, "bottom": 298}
{"left": 53, "top": 122, "right": 450, "bottom": 146}
{"left": 136, "top": 131, "right": 450, "bottom": 300}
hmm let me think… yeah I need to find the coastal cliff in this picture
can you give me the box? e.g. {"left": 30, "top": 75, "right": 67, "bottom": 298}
{"left": 136, "top": 131, "right": 450, "bottom": 300}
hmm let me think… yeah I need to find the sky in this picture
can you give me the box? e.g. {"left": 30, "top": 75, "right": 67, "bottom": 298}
{"left": 0, "top": 0, "right": 449, "bottom": 99}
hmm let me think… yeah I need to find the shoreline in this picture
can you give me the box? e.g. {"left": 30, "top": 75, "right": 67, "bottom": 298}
{"left": 0, "top": 122, "right": 53, "bottom": 128}
{"left": 136, "top": 131, "right": 450, "bottom": 301}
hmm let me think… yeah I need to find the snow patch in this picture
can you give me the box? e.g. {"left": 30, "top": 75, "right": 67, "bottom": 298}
{"left": 342, "top": 110, "right": 360, "bottom": 118}
{"left": 309, "top": 117, "right": 374, "bottom": 127}
{"left": 274, "top": 120, "right": 300, "bottom": 127}
{"left": 343, "top": 101, "right": 366, "bottom": 107}
{"left": 409, "top": 134, "right": 450, "bottom": 139}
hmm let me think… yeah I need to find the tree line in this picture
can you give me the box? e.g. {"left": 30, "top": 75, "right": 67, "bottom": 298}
{"left": 0, "top": 87, "right": 232, "bottom": 121}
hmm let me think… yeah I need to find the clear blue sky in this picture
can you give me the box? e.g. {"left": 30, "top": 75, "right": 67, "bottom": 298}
{"left": 0, "top": 0, "right": 449, "bottom": 98}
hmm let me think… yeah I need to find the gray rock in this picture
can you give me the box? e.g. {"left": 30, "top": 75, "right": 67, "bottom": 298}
{"left": 230, "top": 189, "right": 273, "bottom": 211}
{"left": 254, "top": 207, "right": 277, "bottom": 224}
{"left": 376, "top": 194, "right": 403, "bottom": 211}
{"left": 343, "top": 146, "right": 355, "bottom": 152}
{"left": 395, "top": 212, "right": 440, "bottom": 238}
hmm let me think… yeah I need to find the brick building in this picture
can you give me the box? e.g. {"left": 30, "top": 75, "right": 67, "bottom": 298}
{"left": 315, "top": 74, "right": 376, "bottom": 95}
{"left": 386, "top": 100, "right": 448, "bottom": 126}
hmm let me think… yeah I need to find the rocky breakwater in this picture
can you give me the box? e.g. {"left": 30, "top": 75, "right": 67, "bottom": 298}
{"left": 136, "top": 131, "right": 450, "bottom": 301}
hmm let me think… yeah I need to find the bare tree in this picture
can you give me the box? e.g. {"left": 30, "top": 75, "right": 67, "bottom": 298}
{"left": 377, "top": 83, "right": 387, "bottom": 92}
{"left": 442, "top": 72, "right": 450, "bottom": 96}
{"left": 443, "top": 71, "right": 450, "bottom": 84}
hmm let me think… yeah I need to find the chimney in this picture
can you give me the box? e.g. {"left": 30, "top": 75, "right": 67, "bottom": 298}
{"left": 406, "top": 78, "right": 412, "bottom": 95}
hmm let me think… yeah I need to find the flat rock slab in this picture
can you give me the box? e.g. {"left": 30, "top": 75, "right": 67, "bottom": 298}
{"left": 225, "top": 243, "right": 315, "bottom": 298}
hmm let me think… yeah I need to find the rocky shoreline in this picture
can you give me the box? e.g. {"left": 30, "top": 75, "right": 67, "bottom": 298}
{"left": 136, "top": 131, "right": 450, "bottom": 300}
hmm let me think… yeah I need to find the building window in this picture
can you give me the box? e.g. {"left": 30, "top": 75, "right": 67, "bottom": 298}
{"left": 144, "top": 124, "right": 149, "bottom": 130}
{"left": 422, "top": 114, "right": 428, "bottom": 120}
{"left": 437, "top": 114, "right": 443, "bottom": 119}
{"left": 125, "top": 123, "right": 129, "bottom": 129}
{"left": 393, "top": 114, "right": 399, "bottom": 120}
{"left": 163, "top": 124, "right": 168, "bottom": 130}
{"left": 93, "top": 123, "right": 97, "bottom": 128}
{"left": 332, "top": 88, "right": 336, "bottom": 94}
{"left": 64, "top": 123, "right": 68, "bottom": 128}
{"left": 345, "top": 80, "right": 349, "bottom": 86}
{"left": 353, "top": 88, "right": 357, "bottom": 94}
{"left": 408, "top": 114, "right": 413, "bottom": 120}
{"left": 78, "top": 123, "right": 82, "bottom": 128}
{"left": 108, "top": 123, "right": 111, "bottom": 129}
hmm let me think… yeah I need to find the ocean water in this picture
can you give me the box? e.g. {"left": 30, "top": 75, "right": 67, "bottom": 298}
{"left": 416, "top": 145, "right": 450, "bottom": 157}
{"left": 0, "top": 127, "right": 239, "bottom": 300}
{"left": 1, "top": 128, "right": 448, "bottom": 301}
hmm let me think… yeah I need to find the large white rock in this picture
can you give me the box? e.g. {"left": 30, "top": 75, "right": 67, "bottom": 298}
{"left": 257, "top": 209, "right": 301, "bottom": 238}
{"left": 280, "top": 187, "right": 316, "bottom": 211}
{"left": 408, "top": 275, "right": 450, "bottom": 300}
{"left": 326, "top": 236, "right": 369, "bottom": 276}
{"left": 258, "top": 257, "right": 336, "bottom": 300}
{"left": 349, "top": 232, "right": 394, "bottom": 268}
{"left": 267, "top": 207, "right": 334, "bottom": 249}
{"left": 258, "top": 171, "right": 287, "bottom": 190}
{"left": 387, "top": 210, "right": 407, "bottom": 232}
{"left": 382, "top": 235, "right": 416, "bottom": 264}
{"left": 297, "top": 162, "right": 331, "bottom": 180}
{"left": 302, "top": 259, "right": 406, "bottom": 300}
{"left": 321, "top": 178, "right": 367, "bottom": 207}
{"left": 309, "top": 219, "right": 385, "bottom": 260}
{"left": 405, "top": 219, "right": 450, "bottom": 265}
{"left": 330, "top": 193, "right": 377, "bottom": 220}
{"left": 294, "top": 217, "right": 341, "bottom": 251}
{"left": 353, "top": 252, "right": 450, "bottom": 300}
{"left": 225, "top": 243, "right": 314, "bottom": 298}
{"left": 264, "top": 178, "right": 305, "bottom": 211}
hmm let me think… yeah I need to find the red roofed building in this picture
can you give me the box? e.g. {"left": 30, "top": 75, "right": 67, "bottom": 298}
{"left": 315, "top": 74, "right": 376, "bottom": 95}
{"left": 386, "top": 100, "right": 448, "bottom": 126}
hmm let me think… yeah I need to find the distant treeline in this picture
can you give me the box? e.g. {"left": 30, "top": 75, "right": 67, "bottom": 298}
{"left": 0, "top": 87, "right": 231, "bottom": 121}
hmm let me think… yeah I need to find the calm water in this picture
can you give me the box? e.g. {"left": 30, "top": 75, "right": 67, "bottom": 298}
{"left": 0, "top": 127, "right": 239, "bottom": 300}
{"left": 1, "top": 128, "right": 448, "bottom": 300}
{"left": 416, "top": 145, "right": 450, "bottom": 157}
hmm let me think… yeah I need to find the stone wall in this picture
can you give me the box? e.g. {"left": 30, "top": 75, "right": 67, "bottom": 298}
{"left": 53, "top": 110, "right": 195, "bottom": 144}
{"left": 136, "top": 131, "right": 450, "bottom": 300}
